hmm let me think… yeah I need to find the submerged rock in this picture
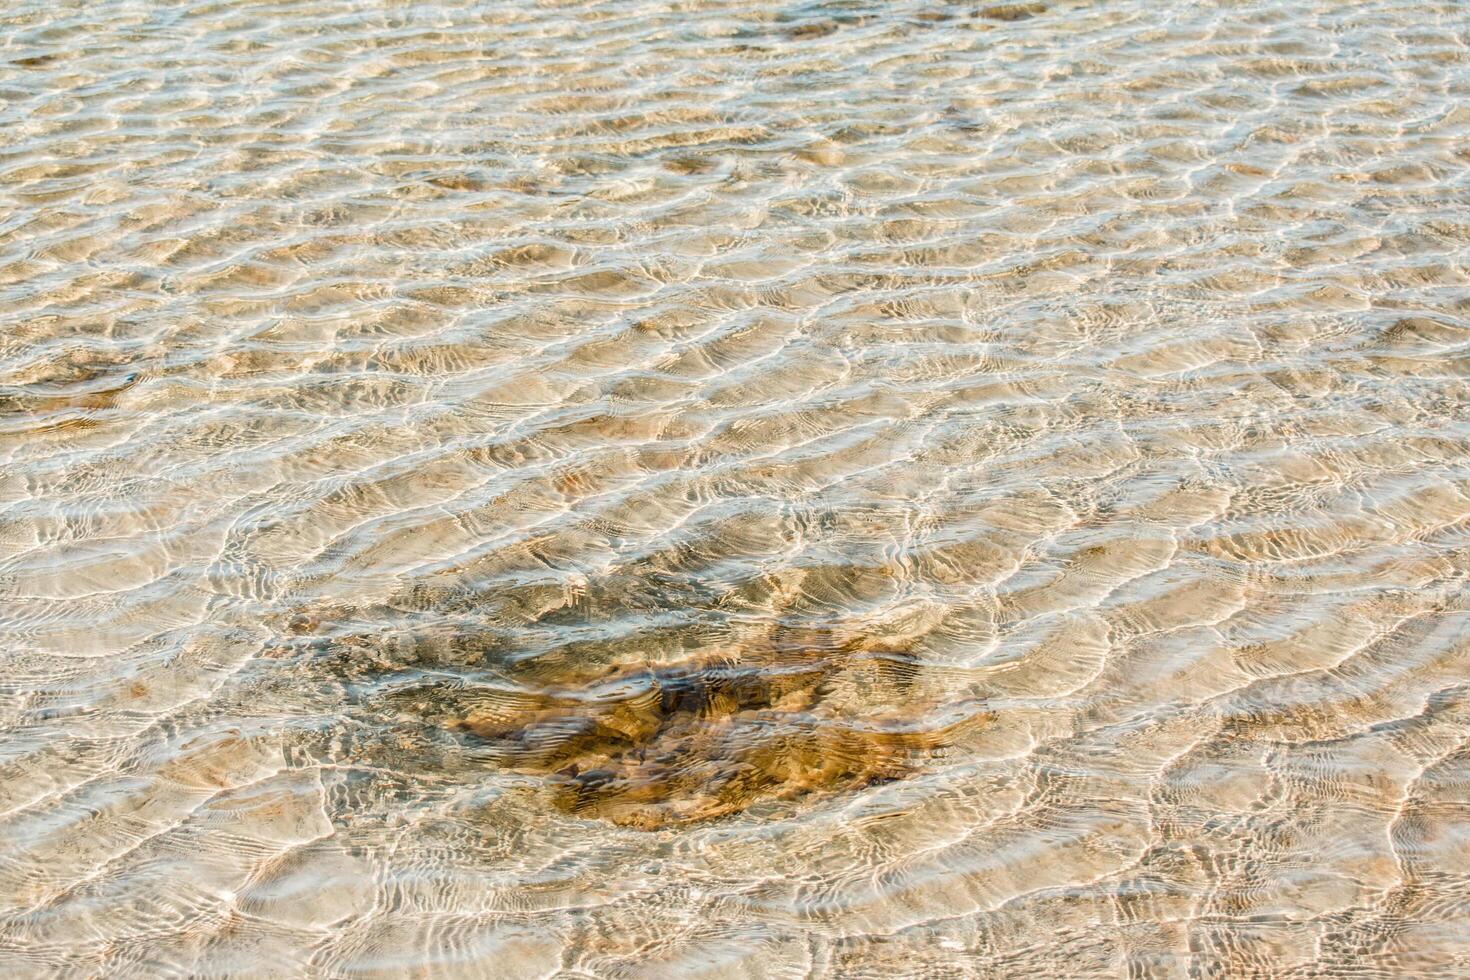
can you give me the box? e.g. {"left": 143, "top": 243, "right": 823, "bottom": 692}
{"left": 442, "top": 644, "right": 986, "bottom": 830}
{"left": 279, "top": 569, "right": 985, "bottom": 830}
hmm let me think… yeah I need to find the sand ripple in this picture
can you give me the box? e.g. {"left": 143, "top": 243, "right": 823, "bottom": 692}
{"left": 1, "top": 0, "right": 1469, "bottom": 974}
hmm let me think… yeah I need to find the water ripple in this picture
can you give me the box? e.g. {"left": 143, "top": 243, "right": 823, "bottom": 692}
{"left": 1, "top": 0, "right": 1469, "bottom": 974}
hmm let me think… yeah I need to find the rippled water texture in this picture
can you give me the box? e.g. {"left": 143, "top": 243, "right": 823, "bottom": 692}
{"left": 3, "top": 0, "right": 1470, "bottom": 974}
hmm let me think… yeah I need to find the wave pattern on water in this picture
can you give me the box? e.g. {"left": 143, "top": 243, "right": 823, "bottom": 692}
{"left": 1, "top": 0, "right": 1469, "bottom": 974}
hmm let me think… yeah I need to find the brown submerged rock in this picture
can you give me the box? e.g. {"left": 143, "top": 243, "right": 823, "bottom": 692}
{"left": 448, "top": 645, "right": 986, "bottom": 830}
{"left": 280, "top": 568, "right": 984, "bottom": 830}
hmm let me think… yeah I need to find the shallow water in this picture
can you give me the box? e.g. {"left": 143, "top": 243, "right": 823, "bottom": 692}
{"left": 2, "top": 0, "right": 1470, "bottom": 975}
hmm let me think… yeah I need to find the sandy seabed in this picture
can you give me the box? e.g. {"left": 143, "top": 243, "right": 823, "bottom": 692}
{"left": 2, "top": 0, "right": 1469, "bottom": 975}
